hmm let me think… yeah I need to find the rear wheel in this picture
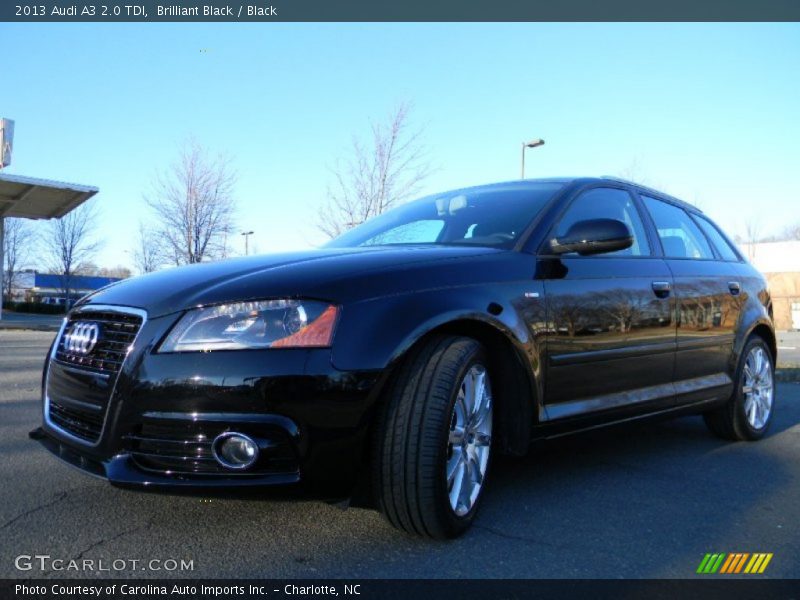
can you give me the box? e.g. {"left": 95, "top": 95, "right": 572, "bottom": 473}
{"left": 373, "top": 335, "right": 493, "bottom": 538}
{"left": 703, "top": 336, "right": 775, "bottom": 441}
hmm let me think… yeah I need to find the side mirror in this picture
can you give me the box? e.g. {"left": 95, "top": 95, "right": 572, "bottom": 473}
{"left": 549, "top": 218, "right": 633, "bottom": 256}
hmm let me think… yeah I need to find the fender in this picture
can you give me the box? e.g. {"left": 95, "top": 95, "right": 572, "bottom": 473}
{"left": 330, "top": 282, "right": 545, "bottom": 454}
{"left": 731, "top": 272, "right": 776, "bottom": 371}
{"left": 331, "top": 283, "right": 538, "bottom": 372}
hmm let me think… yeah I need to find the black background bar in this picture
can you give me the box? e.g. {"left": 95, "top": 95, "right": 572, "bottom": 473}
{"left": 3, "top": 0, "right": 800, "bottom": 22}
{"left": 3, "top": 579, "right": 800, "bottom": 600}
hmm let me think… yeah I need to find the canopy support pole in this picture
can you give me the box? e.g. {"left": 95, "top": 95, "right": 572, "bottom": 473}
{"left": 0, "top": 216, "right": 5, "bottom": 320}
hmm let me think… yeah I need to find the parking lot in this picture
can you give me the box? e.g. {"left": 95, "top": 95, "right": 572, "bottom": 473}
{"left": 1, "top": 329, "right": 799, "bottom": 579}
{"left": 778, "top": 331, "right": 800, "bottom": 366}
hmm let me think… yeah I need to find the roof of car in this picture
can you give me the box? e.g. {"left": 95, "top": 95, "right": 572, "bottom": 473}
{"left": 462, "top": 177, "right": 703, "bottom": 215}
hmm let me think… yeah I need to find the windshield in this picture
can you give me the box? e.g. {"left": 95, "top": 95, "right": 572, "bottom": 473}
{"left": 325, "top": 182, "right": 564, "bottom": 249}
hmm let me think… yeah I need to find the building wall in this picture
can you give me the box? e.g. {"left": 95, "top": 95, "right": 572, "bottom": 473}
{"left": 8, "top": 271, "right": 122, "bottom": 304}
{"left": 741, "top": 241, "right": 800, "bottom": 331}
{"left": 740, "top": 241, "right": 800, "bottom": 273}
{"left": 764, "top": 272, "right": 800, "bottom": 331}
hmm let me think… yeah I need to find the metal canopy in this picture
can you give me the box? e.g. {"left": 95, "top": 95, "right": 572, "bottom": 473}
{"left": 0, "top": 172, "right": 98, "bottom": 219}
{"left": 1, "top": 172, "right": 99, "bottom": 321}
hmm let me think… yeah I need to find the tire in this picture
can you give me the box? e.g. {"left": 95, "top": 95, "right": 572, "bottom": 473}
{"left": 703, "top": 335, "right": 775, "bottom": 441}
{"left": 373, "top": 335, "right": 494, "bottom": 539}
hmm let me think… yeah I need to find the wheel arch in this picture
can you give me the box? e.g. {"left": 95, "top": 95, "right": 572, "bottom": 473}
{"left": 343, "top": 298, "right": 542, "bottom": 507}
{"left": 748, "top": 321, "right": 778, "bottom": 364}
{"left": 432, "top": 318, "right": 538, "bottom": 456}
{"left": 378, "top": 315, "right": 539, "bottom": 458}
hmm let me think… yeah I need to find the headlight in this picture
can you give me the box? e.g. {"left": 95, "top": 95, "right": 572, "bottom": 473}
{"left": 159, "top": 300, "right": 338, "bottom": 352}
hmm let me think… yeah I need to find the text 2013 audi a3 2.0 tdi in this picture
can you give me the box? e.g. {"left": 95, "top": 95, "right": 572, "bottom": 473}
{"left": 32, "top": 177, "right": 777, "bottom": 538}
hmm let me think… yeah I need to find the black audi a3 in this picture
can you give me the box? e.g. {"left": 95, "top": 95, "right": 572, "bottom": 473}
{"left": 32, "top": 177, "right": 777, "bottom": 538}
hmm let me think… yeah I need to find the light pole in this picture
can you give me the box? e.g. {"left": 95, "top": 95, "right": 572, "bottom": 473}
{"left": 520, "top": 138, "right": 545, "bottom": 179}
{"left": 241, "top": 231, "right": 254, "bottom": 256}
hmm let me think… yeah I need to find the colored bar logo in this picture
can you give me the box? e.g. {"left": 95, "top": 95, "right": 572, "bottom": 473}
{"left": 697, "top": 553, "right": 773, "bottom": 574}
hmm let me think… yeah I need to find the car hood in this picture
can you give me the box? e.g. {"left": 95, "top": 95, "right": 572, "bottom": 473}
{"left": 79, "top": 246, "right": 505, "bottom": 318}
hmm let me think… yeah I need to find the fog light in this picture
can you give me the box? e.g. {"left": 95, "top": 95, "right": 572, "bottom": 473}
{"left": 212, "top": 432, "right": 259, "bottom": 470}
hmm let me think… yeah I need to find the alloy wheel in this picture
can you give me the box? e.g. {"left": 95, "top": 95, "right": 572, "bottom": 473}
{"left": 446, "top": 364, "right": 493, "bottom": 517}
{"left": 742, "top": 346, "right": 774, "bottom": 430}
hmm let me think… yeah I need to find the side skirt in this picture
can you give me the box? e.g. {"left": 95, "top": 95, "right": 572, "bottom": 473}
{"left": 531, "top": 395, "right": 728, "bottom": 442}
{"left": 533, "top": 373, "right": 733, "bottom": 440}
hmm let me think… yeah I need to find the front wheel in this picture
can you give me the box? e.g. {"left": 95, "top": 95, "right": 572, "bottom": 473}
{"left": 704, "top": 336, "right": 775, "bottom": 441}
{"left": 373, "top": 335, "right": 493, "bottom": 539}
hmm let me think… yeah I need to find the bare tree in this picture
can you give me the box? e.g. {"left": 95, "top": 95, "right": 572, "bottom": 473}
{"left": 734, "top": 219, "right": 762, "bottom": 261}
{"left": 744, "top": 220, "right": 761, "bottom": 245}
{"left": 74, "top": 261, "right": 100, "bottom": 276}
{"left": 616, "top": 158, "right": 662, "bottom": 190}
{"left": 780, "top": 222, "right": 800, "bottom": 241}
{"left": 74, "top": 263, "right": 131, "bottom": 279}
{"left": 44, "top": 202, "right": 102, "bottom": 305}
{"left": 145, "top": 140, "right": 237, "bottom": 265}
{"left": 2, "top": 218, "right": 36, "bottom": 300}
{"left": 317, "top": 102, "right": 433, "bottom": 239}
{"left": 132, "top": 223, "right": 162, "bottom": 275}
{"left": 98, "top": 266, "right": 131, "bottom": 279}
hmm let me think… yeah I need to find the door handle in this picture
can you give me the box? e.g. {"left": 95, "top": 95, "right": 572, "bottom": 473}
{"left": 728, "top": 281, "right": 741, "bottom": 296}
{"left": 652, "top": 281, "right": 671, "bottom": 298}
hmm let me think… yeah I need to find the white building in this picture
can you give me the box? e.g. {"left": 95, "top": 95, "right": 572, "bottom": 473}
{"left": 740, "top": 241, "right": 800, "bottom": 331}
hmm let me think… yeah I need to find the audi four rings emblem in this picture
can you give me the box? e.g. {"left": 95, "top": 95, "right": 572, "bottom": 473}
{"left": 64, "top": 322, "right": 100, "bottom": 355}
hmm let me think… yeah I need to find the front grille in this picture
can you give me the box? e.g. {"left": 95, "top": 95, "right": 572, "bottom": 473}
{"left": 49, "top": 401, "right": 104, "bottom": 442}
{"left": 46, "top": 307, "right": 145, "bottom": 443}
{"left": 124, "top": 420, "right": 298, "bottom": 476}
{"left": 55, "top": 311, "right": 143, "bottom": 374}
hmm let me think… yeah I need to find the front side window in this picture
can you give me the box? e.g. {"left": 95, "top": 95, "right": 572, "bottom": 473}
{"left": 326, "top": 183, "right": 564, "bottom": 249}
{"left": 641, "top": 195, "right": 714, "bottom": 259}
{"left": 554, "top": 187, "right": 651, "bottom": 257}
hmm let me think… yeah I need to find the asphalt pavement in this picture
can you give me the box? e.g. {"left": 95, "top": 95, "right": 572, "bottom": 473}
{"left": 1, "top": 330, "right": 798, "bottom": 579}
{"left": 0, "top": 311, "right": 63, "bottom": 331}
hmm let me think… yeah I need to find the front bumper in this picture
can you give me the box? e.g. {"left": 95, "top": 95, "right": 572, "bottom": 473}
{"left": 37, "top": 309, "right": 384, "bottom": 496}
{"left": 30, "top": 427, "right": 301, "bottom": 489}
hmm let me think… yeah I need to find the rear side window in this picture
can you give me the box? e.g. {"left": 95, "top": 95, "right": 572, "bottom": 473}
{"left": 693, "top": 215, "right": 740, "bottom": 261}
{"left": 554, "top": 187, "right": 651, "bottom": 257}
{"left": 641, "top": 195, "right": 714, "bottom": 259}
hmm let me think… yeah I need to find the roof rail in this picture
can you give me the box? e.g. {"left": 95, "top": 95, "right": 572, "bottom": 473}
{"left": 599, "top": 176, "right": 703, "bottom": 213}
{"left": 601, "top": 175, "right": 640, "bottom": 186}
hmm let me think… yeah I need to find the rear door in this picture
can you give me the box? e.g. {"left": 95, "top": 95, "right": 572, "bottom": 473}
{"left": 639, "top": 195, "right": 741, "bottom": 402}
{"left": 540, "top": 185, "right": 677, "bottom": 420}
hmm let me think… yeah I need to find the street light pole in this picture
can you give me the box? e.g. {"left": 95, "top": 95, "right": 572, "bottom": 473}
{"left": 520, "top": 138, "right": 545, "bottom": 179}
{"left": 241, "top": 230, "right": 254, "bottom": 256}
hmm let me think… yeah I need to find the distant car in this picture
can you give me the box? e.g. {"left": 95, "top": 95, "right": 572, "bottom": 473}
{"left": 32, "top": 177, "right": 776, "bottom": 538}
{"left": 41, "top": 297, "right": 65, "bottom": 306}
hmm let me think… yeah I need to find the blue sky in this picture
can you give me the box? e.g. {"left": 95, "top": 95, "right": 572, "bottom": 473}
{"left": 2, "top": 23, "right": 799, "bottom": 270}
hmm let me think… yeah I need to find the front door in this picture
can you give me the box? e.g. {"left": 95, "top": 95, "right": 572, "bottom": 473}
{"left": 540, "top": 186, "right": 677, "bottom": 420}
